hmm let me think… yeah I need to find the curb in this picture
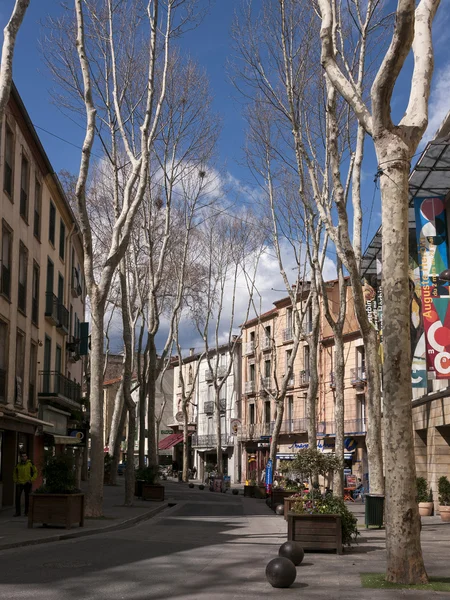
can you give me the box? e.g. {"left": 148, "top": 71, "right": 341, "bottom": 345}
{"left": 0, "top": 502, "right": 169, "bottom": 552}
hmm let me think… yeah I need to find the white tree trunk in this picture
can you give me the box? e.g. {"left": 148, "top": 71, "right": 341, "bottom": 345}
{"left": 332, "top": 334, "right": 344, "bottom": 496}
{"left": 376, "top": 141, "right": 426, "bottom": 583}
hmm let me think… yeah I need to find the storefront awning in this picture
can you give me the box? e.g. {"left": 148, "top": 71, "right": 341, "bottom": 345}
{"left": 158, "top": 432, "right": 192, "bottom": 450}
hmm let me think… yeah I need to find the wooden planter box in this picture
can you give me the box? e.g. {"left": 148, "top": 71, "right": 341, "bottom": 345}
{"left": 270, "top": 490, "right": 295, "bottom": 511}
{"left": 28, "top": 493, "right": 85, "bottom": 529}
{"left": 142, "top": 484, "right": 165, "bottom": 502}
{"left": 287, "top": 512, "right": 342, "bottom": 554}
{"left": 284, "top": 497, "right": 301, "bottom": 520}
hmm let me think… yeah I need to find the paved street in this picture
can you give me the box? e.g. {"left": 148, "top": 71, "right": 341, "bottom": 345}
{"left": 1, "top": 482, "right": 450, "bottom": 600}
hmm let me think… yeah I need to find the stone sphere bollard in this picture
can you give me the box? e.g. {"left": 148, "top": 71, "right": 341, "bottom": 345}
{"left": 232, "top": 489, "right": 239, "bottom": 495}
{"left": 279, "top": 541, "right": 305, "bottom": 566}
{"left": 265, "top": 557, "right": 297, "bottom": 588}
{"left": 199, "top": 484, "right": 205, "bottom": 490}
{"left": 275, "top": 504, "right": 285, "bottom": 516}
{"left": 189, "top": 483, "right": 194, "bottom": 488}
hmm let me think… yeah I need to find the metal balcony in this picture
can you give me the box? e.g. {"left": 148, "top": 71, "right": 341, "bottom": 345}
{"left": 45, "top": 293, "right": 59, "bottom": 325}
{"left": 279, "top": 417, "right": 308, "bottom": 434}
{"left": 350, "top": 367, "right": 367, "bottom": 387}
{"left": 244, "top": 341, "right": 255, "bottom": 355}
{"left": 240, "top": 422, "right": 273, "bottom": 440}
{"left": 321, "top": 418, "right": 367, "bottom": 436}
{"left": 205, "top": 369, "right": 213, "bottom": 381}
{"left": 38, "top": 371, "right": 82, "bottom": 408}
{"left": 192, "top": 433, "right": 234, "bottom": 447}
{"left": 217, "top": 365, "right": 228, "bottom": 379}
{"left": 245, "top": 380, "right": 256, "bottom": 394}
{"left": 262, "top": 336, "right": 271, "bottom": 351}
{"left": 261, "top": 376, "right": 273, "bottom": 390}
{"left": 57, "top": 303, "right": 69, "bottom": 334}
{"left": 299, "top": 370, "right": 310, "bottom": 385}
{"left": 283, "top": 328, "right": 293, "bottom": 342}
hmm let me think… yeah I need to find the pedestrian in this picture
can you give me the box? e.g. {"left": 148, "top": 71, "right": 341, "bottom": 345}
{"left": 13, "top": 452, "right": 38, "bottom": 517}
{"left": 192, "top": 465, "right": 197, "bottom": 479}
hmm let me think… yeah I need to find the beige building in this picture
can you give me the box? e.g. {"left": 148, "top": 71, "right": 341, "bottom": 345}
{"left": 240, "top": 281, "right": 369, "bottom": 484}
{"left": 0, "top": 84, "right": 86, "bottom": 509}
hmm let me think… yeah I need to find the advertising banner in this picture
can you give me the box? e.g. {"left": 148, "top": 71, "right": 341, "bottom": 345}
{"left": 414, "top": 197, "right": 450, "bottom": 379}
{"left": 265, "top": 459, "right": 273, "bottom": 494}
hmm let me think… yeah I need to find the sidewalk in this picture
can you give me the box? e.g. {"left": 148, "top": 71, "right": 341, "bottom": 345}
{"left": 0, "top": 477, "right": 169, "bottom": 551}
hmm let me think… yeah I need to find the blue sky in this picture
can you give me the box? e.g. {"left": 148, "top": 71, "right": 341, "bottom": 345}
{"left": 2, "top": 0, "right": 450, "bottom": 352}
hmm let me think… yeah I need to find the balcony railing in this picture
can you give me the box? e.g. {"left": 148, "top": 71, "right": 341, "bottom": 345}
{"left": 217, "top": 365, "right": 228, "bottom": 379}
{"left": 192, "top": 433, "right": 234, "bottom": 447}
{"left": 278, "top": 418, "right": 308, "bottom": 435}
{"left": 204, "top": 400, "right": 214, "bottom": 414}
{"left": 299, "top": 370, "right": 310, "bottom": 385}
{"left": 240, "top": 422, "right": 274, "bottom": 440}
{"left": 303, "top": 320, "right": 313, "bottom": 334}
{"left": 350, "top": 367, "right": 367, "bottom": 386}
{"left": 45, "top": 292, "right": 59, "bottom": 325}
{"left": 286, "top": 373, "right": 295, "bottom": 387}
{"left": 262, "top": 336, "right": 271, "bottom": 351}
{"left": 283, "top": 328, "right": 293, "bottom": 342}
{"left": 321, "top": 418, "right": 367, "bottom": 436}
{"left": 57, "top": 303, "right": 69, "bottom": 334}
{"left": 38, "top": 371, "right": 82, "bottom": 405}
{"left": 205, "top": 369, "right": 213, "bottom": 381}
{"left": 261, "top": 376, "right": 273, "bottom": 390}
{"left": 245, "top": 380, "right": 256, "bottom": 394}
{"left": 244, "top": 341, "right": 255, "bottom": 355}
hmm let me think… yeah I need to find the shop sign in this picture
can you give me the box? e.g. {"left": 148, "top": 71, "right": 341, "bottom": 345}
{"left": 257, "top": 441, "right": 270, "bottom": 449}
{"left": 415, "top": 197, "right": 450, "bottom": 379}
{"left": 68, "top": 429, "right": 87, "bottom": 446}
{"left": 160, "top": 430, "right": 172, "bottom": 435}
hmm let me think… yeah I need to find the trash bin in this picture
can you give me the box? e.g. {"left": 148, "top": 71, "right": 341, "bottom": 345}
{"left": 365, "top": 494, "right": 385, "bottom": 528}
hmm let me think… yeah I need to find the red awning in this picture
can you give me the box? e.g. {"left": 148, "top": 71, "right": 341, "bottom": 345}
{"left": 158, "top": 433, "right": 186, "bottom": 450}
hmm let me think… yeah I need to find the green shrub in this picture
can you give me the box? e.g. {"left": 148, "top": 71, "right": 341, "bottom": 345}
{"left": 135, "top": 465, "right": 160, "bottom": 484}
{"left": 416, "top": 477, "right": 431, "bottom": 503}
{"left": 36, "top": 453, "right": 78, "bottom": 494}
{"left": 438, "top": 476, "right": 450, "bottom": 505}
{"left": 291, "top": 494, "right": 359, "bottom": 546}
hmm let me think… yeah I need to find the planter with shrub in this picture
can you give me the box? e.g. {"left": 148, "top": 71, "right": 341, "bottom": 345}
{"left": 416, "top": 477, "right": 433, "bottom": 516}
{"left": 136, "top": 466, "right": 165, "bottom": 501}
{"left": 29, "top": 453, "right": 84, "bottom": 529}
{"left": 438, "top": 476, "right": 450, "bottom": 522}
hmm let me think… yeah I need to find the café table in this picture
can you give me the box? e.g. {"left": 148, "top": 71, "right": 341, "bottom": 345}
{"left": 344, "top": 487, "right": 356, "bottom": 502}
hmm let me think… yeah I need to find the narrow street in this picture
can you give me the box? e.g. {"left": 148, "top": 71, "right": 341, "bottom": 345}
{"left": 1, "top": 482, "right": 450, "bottom": 600}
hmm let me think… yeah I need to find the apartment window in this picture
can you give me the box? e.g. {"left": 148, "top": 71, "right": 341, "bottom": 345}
{"left": 55, "top": 344, "right": 62, "bottom": 374}
{"left": 34, "top": 179, "right": 42, "bottom": 239}
{"left": 303, "top": 345, "right": 310, "bottom": 373}
{"left": 31, "top": 262, "right": 39, "bottom": 325}
{"left": 58, "top": 273, "right": 64, "bottom": 303}
{"left": 3, "top": 124, "right": 14, "bottom": 197}
{"left": 1, "top": 222, "right": 12, "bottom": 299}
{"left": 249, "top": 362, "right": 255, "bottom": 382}
{"left": 74, "top": 313, "right": 80, "bottom": 339}
{"left": 357, "top": 347, "right": 366, "bottom": 377}
{"left": 264, "top": 400, "right": 271, "bottom": 424}
{"left": 46, "top": 258, "right": 54, "bottom": 294}
{"left": 18, "top": 242, "right": 28, "bottom": 314}
{"left": 15, "top": 329, "right": 25, "bottom": 406}
{"left": 0, "top": 320, "right": 7, "bottom": 402}
{"left": 249, "top": 403, "right": 255, "bottom": 425}
{"left": 286, "top": 307, "right": 293, "bottom": 330}
{"left": 305, "top": 304, "right": 313, "bottom": 333}
{"left": 264, "top": 359, "right": 271, "bottom": 378}
{"left": 29, "top": 342, "right": 37, "bottom": 411}
{"left": 286, "top": 349, "right": 292, "bottom": 370}
{"left": 287, "top": 395, "right": 294, "bottom": 424}
{"left": 49, "top": 202, "right": 56, "bottom": 245}
{"left": 20, "top": 154, "right": 29, "bottom": 220}
{"left": 59, "top": 219, "right": 65, "bottom": 260}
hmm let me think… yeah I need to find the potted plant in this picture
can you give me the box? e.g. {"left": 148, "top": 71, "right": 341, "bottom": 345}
{"left": 438, "top": 476, "right": 450, "bottom": 522}
{"left": 416, "top": 477, "right": 433, "bottom": 516}
{"left": 136, "top": 465, "right": 164, "bottom": 501}
{"left": 28, "top": 453, "right": 84, "bottom": 529}
{"left": 285, "top": 449, "right": 351, "bottom": 553}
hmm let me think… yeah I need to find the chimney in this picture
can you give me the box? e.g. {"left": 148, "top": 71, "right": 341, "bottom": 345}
{"left": 189, "top": 347, "right": 194, "bottom": 356}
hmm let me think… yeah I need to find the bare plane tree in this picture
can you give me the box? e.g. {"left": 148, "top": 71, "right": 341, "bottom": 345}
{"left": 316, "top": 0, "right": 442, "bottom": 584}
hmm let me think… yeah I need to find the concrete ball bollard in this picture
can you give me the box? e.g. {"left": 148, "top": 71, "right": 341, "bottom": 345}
{"left": 279, "top": 541, "right": 305, "bottom": 566}
{"left": 275, "top": 504, "right": 285, "bottom": 516}
{"left": 232, "top": 489, "right": 239, "bottom": 495}
{"left": 198, "top": 485, "right": 205, "bottom": 490}
{"left": 189, "top": 483, "right": 194, "bottom": 488}
{"left": 265, "top": 557, "right": 297, "bottom": 588}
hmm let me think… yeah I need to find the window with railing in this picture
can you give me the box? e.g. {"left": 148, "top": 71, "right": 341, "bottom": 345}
{"left": 49, "top": 202, "right": 56, "bottom": 245}
{"left": 4, "top": 125, "right": 14, "bottom": 198}
{"left": 32, "top": 262, "right": 39, "bottom": 325}
{"left": 18, "top": 242, "right": 28, "bottom": 314}
{"left": 34, "top": 179, "right": 41, "bottom": 239}
{"left": 20, "top": 154, "right": 29, "bottom": 221}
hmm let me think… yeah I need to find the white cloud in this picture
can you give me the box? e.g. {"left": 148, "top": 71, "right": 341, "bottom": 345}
{"left": 422, "top": 61, "right": 450, "bottom": 143}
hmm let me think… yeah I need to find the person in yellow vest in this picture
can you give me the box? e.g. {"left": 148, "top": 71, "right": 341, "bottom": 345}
{"left": 13, "top": 452, "right": 38, "bottom": 517}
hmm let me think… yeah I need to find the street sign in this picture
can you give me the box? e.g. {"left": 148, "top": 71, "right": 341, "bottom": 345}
{"left": 160, "top": 430, "right": 172, "bottom": 435}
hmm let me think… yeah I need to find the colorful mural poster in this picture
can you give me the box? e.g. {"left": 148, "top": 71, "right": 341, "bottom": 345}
{"left": 409, "top": 236, "right": 426, "bottom": 388}
{"left": 414, "top": 197, "right": 450, "bottom": 379}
